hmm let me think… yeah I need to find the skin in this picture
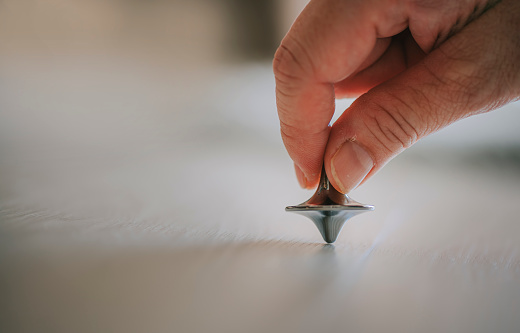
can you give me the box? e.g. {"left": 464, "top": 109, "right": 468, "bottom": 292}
{"left": 273, "top": 0, "right": 520, "bottom": 193}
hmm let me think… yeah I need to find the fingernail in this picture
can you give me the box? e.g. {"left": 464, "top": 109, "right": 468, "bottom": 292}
{"left": 331, "top": 140, "right": 373, "bottom": 193}
{"left": 294, "top": 164, "right": 308, "bottom": 189}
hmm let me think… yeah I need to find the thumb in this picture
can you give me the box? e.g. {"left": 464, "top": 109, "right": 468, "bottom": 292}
{"left": 324, "top": 0, "right": 520, "bottom": 194}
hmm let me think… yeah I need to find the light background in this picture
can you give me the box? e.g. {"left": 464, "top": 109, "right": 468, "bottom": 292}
{"left": 1, "top": 1, "right": 519, "bottom": 332}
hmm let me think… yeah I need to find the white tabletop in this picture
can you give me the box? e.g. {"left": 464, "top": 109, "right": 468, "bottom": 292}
{"left": 1, "top": 60, "right": 520, "bottom": 333}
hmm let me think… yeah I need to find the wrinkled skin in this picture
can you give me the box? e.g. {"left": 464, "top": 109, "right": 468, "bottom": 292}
{"left": 273, "top": 0, "right": 520, "bottom": 193}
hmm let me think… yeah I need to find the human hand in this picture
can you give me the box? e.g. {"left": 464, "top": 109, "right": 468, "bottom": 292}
{"left": 273, "top": 0, "right": 520, "bottom": 193}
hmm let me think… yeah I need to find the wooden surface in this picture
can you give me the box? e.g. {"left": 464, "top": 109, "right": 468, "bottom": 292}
{"left": 1, "top": 60, "right": 520, "bottom": 333}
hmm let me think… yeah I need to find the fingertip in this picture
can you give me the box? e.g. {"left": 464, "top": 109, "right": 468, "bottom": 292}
{"left": 295, "top": 164, "right": 319, "bottom": 190}
{"left": 294, "top": 164, "right": 308, "bottom": 189}
{"left": 328, "top": 140, "right": 374, "bottom": 194}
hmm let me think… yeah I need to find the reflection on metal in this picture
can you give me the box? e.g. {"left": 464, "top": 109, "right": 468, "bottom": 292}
{"left": 286, "top": 166, "right": 374, "bottom": 243}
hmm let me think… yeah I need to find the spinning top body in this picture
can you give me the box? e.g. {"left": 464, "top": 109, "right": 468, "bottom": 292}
{"left": 286, "top": 167, "right": 374, "bottom": 243}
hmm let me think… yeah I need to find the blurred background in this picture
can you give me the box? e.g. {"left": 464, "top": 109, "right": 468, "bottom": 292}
{"left": 1, "top": 1, "right": 520, "bottom": 333}
{"left": 0, "top": 0, "right": 304, "bottom": 65}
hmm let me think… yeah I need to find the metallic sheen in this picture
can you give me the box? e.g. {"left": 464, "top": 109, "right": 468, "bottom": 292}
{"left": 286, "top": 166, "right": 374, "bottom": 243}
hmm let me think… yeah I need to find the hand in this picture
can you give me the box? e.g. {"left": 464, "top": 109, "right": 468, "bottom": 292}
{"left": 273, "top": 0, "right": 520, "bottom": 193}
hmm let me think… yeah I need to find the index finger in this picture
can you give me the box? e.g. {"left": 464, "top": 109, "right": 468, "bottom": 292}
{"left": 273, "top": 0, "right": 407, "bottom": 187}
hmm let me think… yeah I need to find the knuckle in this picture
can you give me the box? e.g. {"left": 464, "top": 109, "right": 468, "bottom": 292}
{"left": 425, "top": 51, "right": 481, "bottom": 110}
{"left": 273, "top": 36, "right": 313, "bottom": 83}
{"left": 273, "top": 43, "right": 305, "bottom": 107}
{"left": 279, "top": 119, "right": 300, "bottom": 143}
{"left": 279, "top": 128, "right": 299, "bottom": 157}
{"left": 362, "top": 93, "right": 422, "bottom": 153}
{"left": 273, "top": 44, "right": 299, "bottom": 84}
{"left": 424, "top": 39, "right": 508, "bottom": 118}
{"left": 273, "top": 45, "right": 294, "bottom": 81}
{"left": 279, "top": 124, "right": 320, "bottom": 169}
{"left": 279, "top": 117, "right": 329, "bottom": 143}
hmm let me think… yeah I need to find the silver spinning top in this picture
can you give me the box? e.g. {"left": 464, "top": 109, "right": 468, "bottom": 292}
{"left": 286, "top": 166, "right": 374, "bottom": 243}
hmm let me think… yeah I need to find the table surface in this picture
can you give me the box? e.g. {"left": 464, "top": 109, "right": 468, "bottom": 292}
{"left": 1, "top": 60, "right": 520, "bottom": 333}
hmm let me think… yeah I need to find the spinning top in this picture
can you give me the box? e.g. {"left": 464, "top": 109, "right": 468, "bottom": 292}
{"left": 286, "top": 166, "right": 374, "bottom": 243}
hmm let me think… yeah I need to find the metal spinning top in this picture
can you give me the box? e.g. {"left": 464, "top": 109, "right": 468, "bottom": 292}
{"left": 286, "top": 166, "right": 374, "bottom": 243}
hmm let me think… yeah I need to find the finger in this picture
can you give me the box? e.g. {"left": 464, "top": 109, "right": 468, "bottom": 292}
{"left": 324, "top": 0, "right": 520, "bottom": 193}
{"left": 335, "top": 29, "right": 426, "bottom": 98}
{"left": 273, "top": 0, "right": 408, "bottom": 187}
{"left": 294, "top": 163, "right": 309, "bottom": 189}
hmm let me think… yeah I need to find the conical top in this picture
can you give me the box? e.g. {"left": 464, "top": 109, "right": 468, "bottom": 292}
{"left": 286, "top": 166, "right": 374, "bottom": 243}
